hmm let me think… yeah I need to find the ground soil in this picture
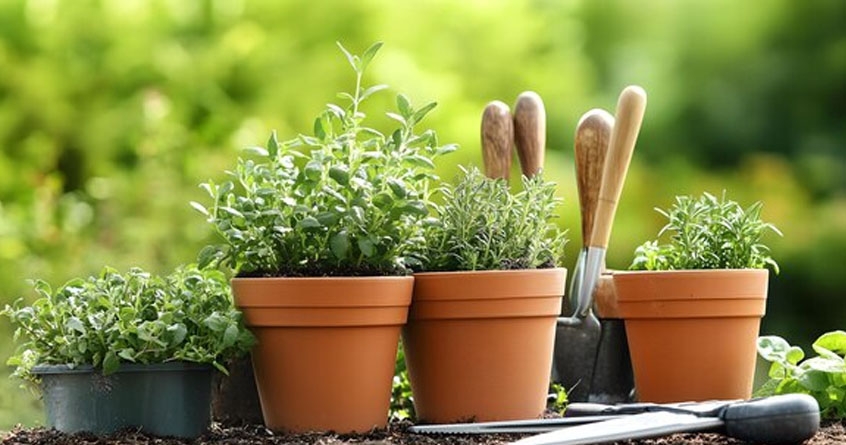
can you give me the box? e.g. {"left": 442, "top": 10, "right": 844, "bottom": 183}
{"left": 2, "top": 420, "right": 844, "bottom": 445}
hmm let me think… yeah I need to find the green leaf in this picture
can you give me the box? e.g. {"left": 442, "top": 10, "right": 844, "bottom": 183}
{"left": 387, "top": 178, "right": 408, "bottom": 199}
{"left": 223, "top": 324, "right": 238, "bottom": 348}
{"left": 758, "top": 336, "right": 794, "bottom": 362}
{"left": 373, "top": 192, "right": 393, "bottom": 209}
{"left": 329, "top": 165, "right": 350, "bottom": 185}
{"left": 329, "top": 231, "right": 351, "bottom": 259}
{"left": 358, "top": 238, "right": 375, "bottom": 257}
{"left": 814, "top": 331, "right": 846, "bottom": 355}
{"left": 405, "top": 155, "right": 435, "bottom": 169}
{"left": 411, "top": 102, "right": 437, "bottom": 123}
{"left": 386, "top": 112, "right": 406, "bottom": 125}
{"left": 189, "top": 201, "right": 209, "bottom": 216}
{"left": 266, "top": 131, "right": 279, "bottom": 157}
{"left": 798, "top": 370, "right": 830, "bottom": 392}
{"left": 197, "top": 245, "right": 220, "bottom": 269}
{"left": 314, "top": 117, "right": 326, "bottom": 140}
{"left": 316, "top": 211, "right": 340, "bottom": 227}
{"left": 359, "top": 41, "right": 383, "bottom": 71}
{"left": 360, "top": 84, "right": 388, "bottom": 100}
{"left": 336, "top": 41, "right": 358, "bottom": 71}
{"left": 304, "top": 161, "right": 322, "bottom": 181}
{"left": 118, "top": 348, "right": 136, "bottom": 362}
{"left": 397, "top": 94, "right": 412, "bottom": 118}
{"left": 65, "top": 317, "right": 85, "bottom": 334}
{"left": 103, "top": 350, "right": 120, "bottom": 375}
{"left": 298, "top": 217, "right": 322, "bottom": 230}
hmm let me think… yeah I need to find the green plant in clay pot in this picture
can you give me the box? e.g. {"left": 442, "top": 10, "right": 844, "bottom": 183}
{"left": 2, "top": 265, "right": 253, "bottom": 438}
{"left": 402, "top": 166, "right": 568, "bottom": 423}
{"left": 193, "top": 42, "right": 455, "bottom": 433}
{"left": 613, "top": 191, "right": 782, "bottom": 403}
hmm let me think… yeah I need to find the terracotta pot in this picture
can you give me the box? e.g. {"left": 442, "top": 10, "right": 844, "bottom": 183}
{"left": 232, "top": 277, "right": 412, "bottom": 433}
{"left": 614, "top": 269, "right": 768, "bottom": 403}
{"left": 404, "top": 268, "right": 566, "bottom": 423}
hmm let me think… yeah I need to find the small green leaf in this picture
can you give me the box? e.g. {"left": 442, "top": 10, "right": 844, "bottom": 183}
{"left": 358, "top": 238, "right": 375, "bottom": 257}
{"left": 189, "top": 201, "right": 209, "bottom": 216}
{"left": 336, "top": 41, "right": 358, "bottom": 71}
{"left": 411, "top": 102, "right": 437, "bottom": 123}
{"left": 397, "top": 94, "right": 412, "bottom": 118}
{"left": 314, "top": 117, "right": 326, "bottom": 140}
{"left": 316, "top": 211, "right": 340, "bottom": 227}
{"left": 373, "top": 192, "right": 393, "bottom": 209}
{"left": 65, "top": 317, "right": 85, "bottom": 334}
{"left": 223, "top": 324, "right": 238, "bottom": 348}
{"left": 103, "top": 350, "right": 120, "bottom": 375}
{"left": 304, "top": 161, "right": 322, "bottom": 181}
{"left": 118, "top": 348, "right": 136, "bottom": 362}
{"left": 330, "top": 231, "right": 350, "bottom": 259}
{"left": 266, "top": 131, "right": 279, "bottom": 157}
{"left": 814, "top": 331, "right": 846, "bottom": 356}
{"left": 360, "top": 84, "right": 388, "bottom": 100}
{"left": 387, "top": 178, "right": 408, "bottom": 199}
{"left": 359, "top": 41, "right": 383, "bottom": 71}
{"left": 386, "top": 112, "right": 406, "bottom": 125}
{"left": 329, "top": 165, "right": 350, "bottom": 185}
{"left": 405, "top": 155, "right": 435, "bottom": 169}
{"left": 402, "top": 201, "right": 429, "bottom": 216}
{"left": 298, "top": 216, "right": 322, "bottom": 230}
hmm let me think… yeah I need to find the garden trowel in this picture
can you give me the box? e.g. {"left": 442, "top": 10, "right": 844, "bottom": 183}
{"left": 554, "top": 86, "right": 646, "bottom": 402}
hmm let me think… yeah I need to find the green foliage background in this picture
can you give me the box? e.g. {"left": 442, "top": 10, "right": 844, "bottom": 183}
{"left": 0, "top": 0, "right": 845, "bottom": 428}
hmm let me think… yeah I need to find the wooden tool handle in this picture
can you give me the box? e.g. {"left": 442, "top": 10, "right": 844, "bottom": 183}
{"left": 481, "top": 101, "right": 514, "bottom": 180}
{"left": 513, "top": 91, "right": 546, "bottom": 177}
{"left": 575, "top": 109, "right": 614, "bottom": 246}
{"left": 589, "top": 86, "right": 647, "bottom": 249}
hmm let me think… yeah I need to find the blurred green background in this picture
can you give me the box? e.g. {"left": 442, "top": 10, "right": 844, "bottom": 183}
{"left": 1, "top": 0, "right": 845, "bottom": 428}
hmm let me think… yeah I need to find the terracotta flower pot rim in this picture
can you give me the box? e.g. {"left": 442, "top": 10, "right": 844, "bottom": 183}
{"left": 412, "top": 267, "right": 567, "bottom": 301}
{"left": 231, "top": 275, "right": 411, "bottom": 283}
{"left": 612, "top": 268, "right": 768, "bottom": 277}
{"left": 232, "top": 275, "right": 413, "bottom": 309}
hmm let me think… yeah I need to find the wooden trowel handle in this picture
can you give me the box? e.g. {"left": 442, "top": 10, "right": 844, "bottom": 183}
{"left": 481, "top": 101, "right": 514, "bottom": 180}
{"left": 575, "top": 109, "right": 614, "bottom": 245}
{"left": 589, "top": 86, "right": 647, "bottom": 249}
{"left": 514, "top": 91, "right": 545, "bottom": 177}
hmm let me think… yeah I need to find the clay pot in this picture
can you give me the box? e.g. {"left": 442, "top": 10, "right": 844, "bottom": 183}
{"left": 613, "top": 269, "right": 768, "bottom": 403}
{"left": 232, "top": 277, "right": 412, "bottom": 433}
{"left": 403, "top": 268, "right": 566, "bottom": 423}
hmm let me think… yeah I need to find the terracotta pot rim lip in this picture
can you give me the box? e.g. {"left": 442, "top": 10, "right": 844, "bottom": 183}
{"left": 413, "top": 267, "right": 566, "bottom": 278}
{"left": 232, "top": 275, "right": 413, "bottom": 282}
{"left": 612, "top": 269, "right": 768, "bottom": 277}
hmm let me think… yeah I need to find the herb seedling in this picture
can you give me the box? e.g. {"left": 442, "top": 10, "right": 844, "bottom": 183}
{"left": 193, "top": 42, "right": 456, "bottom": 277}
{"left": 630, "top": 192, "right": 781, "bottom": 271}
{"left": 2, "top": 265, "right": 254, "bottom": 381}
{"left": 418, "top": 166, "right": 567, "bottom": 271}
{"left": 757, "top": 331, "right": 846, "bottom": 419}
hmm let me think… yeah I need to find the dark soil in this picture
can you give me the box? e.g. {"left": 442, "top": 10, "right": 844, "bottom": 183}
{"left": 3, "top": 420, "right": 844, "bottom": 445}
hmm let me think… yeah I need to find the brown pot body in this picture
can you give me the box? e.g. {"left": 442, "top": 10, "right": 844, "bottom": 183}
{"left": 614, "top": 269, "right": 768, "bottom": 403}
{"left": 404, "top": 268, "right": 566, "bottom": 423}
{"left": 232, "top": 277, "right": 412, "bottom": 433}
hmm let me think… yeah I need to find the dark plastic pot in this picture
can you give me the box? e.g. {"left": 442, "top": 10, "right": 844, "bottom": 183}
{"left": 33, "top": 361, "right": 213, "bottom": 438}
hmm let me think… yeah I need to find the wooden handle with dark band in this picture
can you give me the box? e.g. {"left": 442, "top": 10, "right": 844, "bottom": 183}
{"left": 589, "top": 86, "right": 647, "bottom": 249}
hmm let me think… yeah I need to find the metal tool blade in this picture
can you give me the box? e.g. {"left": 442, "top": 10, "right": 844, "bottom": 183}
{"left": 511, "top": 412, "right": 723, "bottom": 445}
{"left": 407, "top": 415, "right": 623, "bottom": 434}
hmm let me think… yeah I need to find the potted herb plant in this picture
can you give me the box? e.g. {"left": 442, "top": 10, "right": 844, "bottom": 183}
{"left": 193, "top": 42, "right": 455, "bottom": 433}
{"left": 614, "top": 192, "right": 781, "bottom": 402}
{"left": 403, "top": 166, "right": 568, "bottom": 423}
{"left": 2, "top": 265, "right": 253, "bottom": 438}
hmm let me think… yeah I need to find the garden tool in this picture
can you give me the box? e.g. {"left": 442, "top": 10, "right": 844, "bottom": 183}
{"left": 409, "top": 394, "right": 820, "bottom": 445}
{"left": 513, "top": 91, "right": 546, "bottom": 177}
{"left": 554, "top": 86, "right": 646, "bottom": 403}
{"left": 481, "top": 101, "right": 514, "bottom": 179}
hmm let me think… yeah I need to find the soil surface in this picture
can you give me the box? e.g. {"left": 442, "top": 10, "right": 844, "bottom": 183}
{"left": 2, "top": 420, "right": 843, "bottom": 444}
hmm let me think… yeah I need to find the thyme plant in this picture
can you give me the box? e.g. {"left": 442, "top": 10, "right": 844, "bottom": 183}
{"left": 418, "top": 166, "right": 567, "bottom": 271}
{"left": 630, "top": 192, "right": 781, "bottom": 272}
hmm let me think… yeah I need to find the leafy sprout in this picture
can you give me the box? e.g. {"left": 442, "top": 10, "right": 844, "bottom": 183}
{"left": 756, "top": 331, "right": 846, "bottom": 419}
{"left": 193, "top": 42, "right": 456, "bottom": 277}
{"left": 418, "top": 166, "right": 567, "bottom": 271}
{"left": 2, "top": 265, "right": 254, "bottom": 382}
{"left": 630, "top": 191, "right": 782, "bottom": 272}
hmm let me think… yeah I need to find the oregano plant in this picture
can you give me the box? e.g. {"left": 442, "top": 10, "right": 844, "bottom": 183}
{"left": 193, "top": 42, "right": 456, "bottom": 277}
{"left": 418, "top": 166, "right": 567, "bottom": 271}
{"left": 630, "top": 191, "right": 782, "bottom": 271}
{"left": 2, "top": 265, "right": 254, "bottom": 381}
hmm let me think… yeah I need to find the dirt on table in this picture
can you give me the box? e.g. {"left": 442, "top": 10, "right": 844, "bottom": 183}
{"left": 2, "top": 420, "right": 843, "bottom": 445}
